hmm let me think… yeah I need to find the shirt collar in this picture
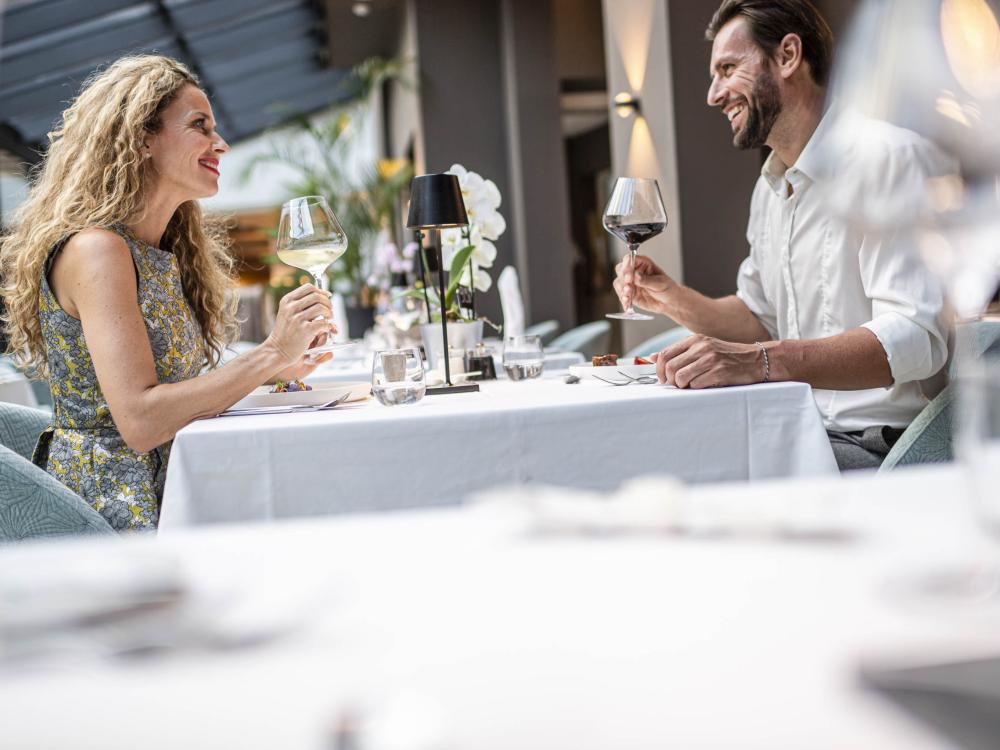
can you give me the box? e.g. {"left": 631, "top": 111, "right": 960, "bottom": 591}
{"left": 759, "top": 105, "right": 836, "bottom": 195}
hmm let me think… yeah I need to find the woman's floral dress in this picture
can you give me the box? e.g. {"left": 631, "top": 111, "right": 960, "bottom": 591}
{"left": 33, "top": 225, "right": 205, "bottom": 531}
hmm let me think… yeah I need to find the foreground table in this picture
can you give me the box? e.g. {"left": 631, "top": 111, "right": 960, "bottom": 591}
{"left": 160, "top": 379, "right": 837, "bottom": 528}
{"left": 0, "top": 466, "right": 993, "bottom": 749}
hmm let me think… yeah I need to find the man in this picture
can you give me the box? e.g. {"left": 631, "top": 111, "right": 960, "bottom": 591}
{"left": 613, "top": 0, "right": 951, "bottom": 470}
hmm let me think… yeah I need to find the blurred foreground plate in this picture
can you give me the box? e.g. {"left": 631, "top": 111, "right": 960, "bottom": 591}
{"left": 230, "top": 380, "right": 370, "bottom": 410}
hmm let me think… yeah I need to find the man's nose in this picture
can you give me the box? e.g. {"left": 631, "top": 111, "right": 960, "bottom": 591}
{"left": 706, "top": 77, "right": 725, "bottom": 108}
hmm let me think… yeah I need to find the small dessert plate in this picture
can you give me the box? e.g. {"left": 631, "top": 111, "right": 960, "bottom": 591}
{"left": 569, "top": 363, "right": 657, "bottom": 381}
{"left": 228, "top": 381, "right": 370, "bottom": 411}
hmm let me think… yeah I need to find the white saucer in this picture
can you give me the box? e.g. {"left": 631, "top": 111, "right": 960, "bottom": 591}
{"left": 229, "top": 381, "right": 370, "bottom": 410}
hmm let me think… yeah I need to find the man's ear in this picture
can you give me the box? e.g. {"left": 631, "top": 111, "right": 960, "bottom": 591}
{"left": 774, "top": 32, "right": 804, "bottom": 80}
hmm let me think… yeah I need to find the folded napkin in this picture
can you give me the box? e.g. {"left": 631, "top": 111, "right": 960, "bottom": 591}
{"left": 474, "top": 476, "right": 856, "bottom": 539}
{"left": 497, "top": 266, "right": 525, "bottom": 338}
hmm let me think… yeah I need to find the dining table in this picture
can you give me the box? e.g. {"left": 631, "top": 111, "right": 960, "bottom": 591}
{"left": 0, "top": 464, "right": 994, "bottom": 749}
{"left": 159, "top": 376, "right": 838, "bottom": 529}
{"left": 306, "top": 345, "right": 586, "bottom": 384}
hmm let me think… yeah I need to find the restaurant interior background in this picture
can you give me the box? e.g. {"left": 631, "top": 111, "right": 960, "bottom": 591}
{"left": 0, "top": 0, "right": 862, "bottom": 355}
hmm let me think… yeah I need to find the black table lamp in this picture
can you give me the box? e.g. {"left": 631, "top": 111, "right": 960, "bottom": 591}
{"left": 406, "top": 173, "right": 479, "bottom": 394}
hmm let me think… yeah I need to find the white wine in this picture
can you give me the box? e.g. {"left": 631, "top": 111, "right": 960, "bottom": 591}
{"left": 277, "top": 240, "right": 347, "bottom": 277}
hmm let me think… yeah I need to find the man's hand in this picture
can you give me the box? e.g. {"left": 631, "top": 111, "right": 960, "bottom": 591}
{"left": 612, "top": 254, "right": 677, "bottom": 316}
{"left": 652, "top": 334, "right": 765, "bottom": 388}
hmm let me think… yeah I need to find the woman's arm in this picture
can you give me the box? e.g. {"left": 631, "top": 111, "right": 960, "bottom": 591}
{"left": 51, "top": 229, "right": 334, "bottom": 453}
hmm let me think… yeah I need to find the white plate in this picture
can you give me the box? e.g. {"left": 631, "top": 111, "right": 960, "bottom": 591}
{"left": 229, "top": 380, "right": 370, "bottom": 410}
{"left": 569, "top": 362, "right": 657, "bottom": 380}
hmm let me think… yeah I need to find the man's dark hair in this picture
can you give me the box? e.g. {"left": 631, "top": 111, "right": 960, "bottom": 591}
{"left": 705, "top": 0, "right": 834, "bottom": 87}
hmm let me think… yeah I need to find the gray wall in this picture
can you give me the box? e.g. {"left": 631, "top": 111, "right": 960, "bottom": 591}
{"left": 412, "top": 0, "right": 575, "bottom": 328}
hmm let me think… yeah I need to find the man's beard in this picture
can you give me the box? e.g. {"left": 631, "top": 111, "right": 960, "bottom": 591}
{"left": 733, "top": 70, "right": 782, "bottom": 150}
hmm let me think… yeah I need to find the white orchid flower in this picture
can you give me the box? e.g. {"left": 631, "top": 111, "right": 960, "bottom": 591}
{"left": 457, "top": 263, "right": 493, "bottom": 292}
{"left": 477, "top": 210, "right": 506, "bottom": 241}
{"left": 472, "top": 239, "right": 497, "bottom": 269}
{"left": 482, "top": 179, "right": 502, "bottom": 208}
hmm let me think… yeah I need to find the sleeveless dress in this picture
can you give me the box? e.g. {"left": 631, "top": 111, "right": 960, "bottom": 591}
{"left": 33, "top": 225, "right": 205, "bottom": 531}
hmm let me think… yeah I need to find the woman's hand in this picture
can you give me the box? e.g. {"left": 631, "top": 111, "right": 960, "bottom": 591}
{"left": 270, "top": 334, "right": 334, "bottom": 383}
{"left": 264, "top": 283, "right": 336, "bottom": 365}
{"left": 612, "top": 254, "right": 677, "bottom": 316}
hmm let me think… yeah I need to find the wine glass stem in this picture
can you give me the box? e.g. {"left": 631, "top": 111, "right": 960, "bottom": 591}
{"left": 627, "top": 245, "right": 638, "bottom": 314}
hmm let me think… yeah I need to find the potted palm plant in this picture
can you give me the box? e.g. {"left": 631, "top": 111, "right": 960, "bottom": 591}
{"left": 242, "top": 58, "right": 413, "bottom": 334}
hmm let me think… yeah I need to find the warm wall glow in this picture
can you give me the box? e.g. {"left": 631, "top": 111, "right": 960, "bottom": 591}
{"left": 612, "top": 0, "right": 655, "bottom": 93}
{"left": 626, "top": 116, "right": 659, "bottom": 178}
{"left": 940, "top": 0, "right": 1000, "bottom": 98}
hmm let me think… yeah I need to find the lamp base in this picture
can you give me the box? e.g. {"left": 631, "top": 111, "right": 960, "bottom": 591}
{"left": 425, "top": 382, "right": 480, "bottom": 396}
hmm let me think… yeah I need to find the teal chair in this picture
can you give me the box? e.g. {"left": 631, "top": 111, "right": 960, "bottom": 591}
{"left": 0, "top": 402, "right": 50, "bottom": 461}
{"left": 549, "top": 321, "right": 611, "bottom": 360}
{"left": 880, "top": 319, "right": 1000, "bottom": 472}
{"left": 625, "top": 326, "right": 693, "bottom": 359}
{"left": 524, "top": 319, "right": 560, "bottom": 346}
{"left": 879, "top": 386, "right": 955, "bottom": 471}
{"left": 0, "top": 403, "right": 115, "bottom": 541}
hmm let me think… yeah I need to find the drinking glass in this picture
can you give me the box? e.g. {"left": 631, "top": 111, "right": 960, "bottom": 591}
{"left": 276, "top": 196, "right": 348, "bottom": 354}
{"left": 372, "top": 348, "right": 425, "bottom": 405}
{"left": 603, "top": 177, "right": 667, "bottom": 322}
{"left": 503, "top": 335, "right": 544, "bottom": 380}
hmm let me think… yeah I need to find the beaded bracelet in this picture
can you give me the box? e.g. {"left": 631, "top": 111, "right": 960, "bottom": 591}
{"left": 755, "top": 341, "right": 770, "bottom": 383}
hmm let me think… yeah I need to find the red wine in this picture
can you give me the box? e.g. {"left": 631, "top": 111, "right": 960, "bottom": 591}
{"left": 603, "top": 218, "right": 665, "bottom": 245}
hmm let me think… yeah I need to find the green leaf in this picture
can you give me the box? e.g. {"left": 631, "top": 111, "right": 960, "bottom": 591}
{"left": 444, "top": 244, "right": 476, "bottom": 309}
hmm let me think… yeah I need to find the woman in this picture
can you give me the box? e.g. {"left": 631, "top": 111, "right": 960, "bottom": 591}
{"left": 0, "top": 55, "right": 334, "bottom": 531}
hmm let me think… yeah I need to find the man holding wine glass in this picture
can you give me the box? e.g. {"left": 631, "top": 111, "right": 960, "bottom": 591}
{"left": 613, "top": 0, "right": 952, "bottom": 470}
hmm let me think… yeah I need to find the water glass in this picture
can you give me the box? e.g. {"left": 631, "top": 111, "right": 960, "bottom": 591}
{"left": 372, "top": 348, "right": 425, "bottom": 406}
{"left": 503, "top": 335, "right": 544, "bottom": 380}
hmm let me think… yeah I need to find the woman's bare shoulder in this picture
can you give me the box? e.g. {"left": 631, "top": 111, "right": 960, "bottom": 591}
{"left": 62, "top": 227, "right": 131, "bottom": 260}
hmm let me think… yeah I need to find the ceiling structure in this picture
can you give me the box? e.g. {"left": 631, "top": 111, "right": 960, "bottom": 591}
{"left": 0, "top": 0, "right": 362, "bottom": 163}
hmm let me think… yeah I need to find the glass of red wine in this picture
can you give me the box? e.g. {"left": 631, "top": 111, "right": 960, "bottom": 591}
{"left": 603, "top": 177, "right": 667, "bottom": 321}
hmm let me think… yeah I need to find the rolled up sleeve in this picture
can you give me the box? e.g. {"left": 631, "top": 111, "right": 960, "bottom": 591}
{"left": 859, "top": 228, "right": 950, "bottom": 384}
{"left": 858, "top": 142, "right": 952, "bottom": 384}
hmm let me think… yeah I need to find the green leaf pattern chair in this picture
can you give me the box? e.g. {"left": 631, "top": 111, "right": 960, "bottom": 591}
{"left": 880, "top": 320, "right": 1000, "bottom": 471}
{"left": 0, "top": 402, "right": 115, "bottom": 541}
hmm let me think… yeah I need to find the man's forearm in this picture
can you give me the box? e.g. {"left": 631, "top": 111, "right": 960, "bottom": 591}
{"left": 658, "top": 287, "right": 771, "bottom": 343}
{"left": 767, "top": 327, "right": 893, "bottom": 390}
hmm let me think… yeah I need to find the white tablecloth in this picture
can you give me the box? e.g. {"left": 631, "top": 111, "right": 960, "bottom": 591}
{"left": 160, "top": 379, "right": 837, "bottom": 528}
{"left": 309, "top": 348, "right": 585, "bottom": 384}
{"left": 0, "top": 466, "right": 992, "bottom": 749}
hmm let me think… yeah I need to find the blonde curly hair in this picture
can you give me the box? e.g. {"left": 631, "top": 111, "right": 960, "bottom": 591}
{"left": 0, "top": 54, "right": 238, "bottom": 378}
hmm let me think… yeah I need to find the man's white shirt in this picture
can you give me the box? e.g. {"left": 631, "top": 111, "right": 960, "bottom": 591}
{"left": 736, "top": 110, "right": 952, "bottom": 432}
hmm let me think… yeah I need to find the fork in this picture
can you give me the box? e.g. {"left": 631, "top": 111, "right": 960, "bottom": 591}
{"left": 616, "top": 368, "right": 658, "bottom": 384}
{"left": 215, "top": 393, "right": 350, "bottom": 418}
{"left": 592, "top": 371, "right": 657, "bottom": 386}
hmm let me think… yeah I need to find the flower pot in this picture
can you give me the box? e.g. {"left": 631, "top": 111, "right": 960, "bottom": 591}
{"left": 345, "top": 305, "right": 376, "bottom": 338}
{"left": 420, "top": 320, "right": 483, "bottom": 371}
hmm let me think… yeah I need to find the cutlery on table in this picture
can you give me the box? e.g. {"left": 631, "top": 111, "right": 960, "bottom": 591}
{"left": 213, "top": 393, "right": 350, "bottom": 418}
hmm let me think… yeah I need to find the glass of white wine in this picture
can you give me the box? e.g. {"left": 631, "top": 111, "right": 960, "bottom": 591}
{"left": 276, "top": 195, "right": 348, "bottom": 354}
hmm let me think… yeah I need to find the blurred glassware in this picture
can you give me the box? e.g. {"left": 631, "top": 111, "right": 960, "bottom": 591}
{"left": 503, "top": 335, "right": 544, "bottom": 380}
{"left": 372, "top": 348, "right": 425, "bottom": 406}
{"left": 829, "top": 0, "right": 1000, "bottom": 604}
{"left": 821, "top": 0, "right": 1000, "bottom": 317}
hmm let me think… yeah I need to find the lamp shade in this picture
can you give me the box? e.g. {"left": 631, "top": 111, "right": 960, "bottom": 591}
{"left": 406, "top": 173, "right": 469, "bottom": 229}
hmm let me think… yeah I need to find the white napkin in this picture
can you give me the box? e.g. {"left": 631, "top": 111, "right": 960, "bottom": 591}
{"left": 497, "top": 266, "right": 525, "bottom": 338}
